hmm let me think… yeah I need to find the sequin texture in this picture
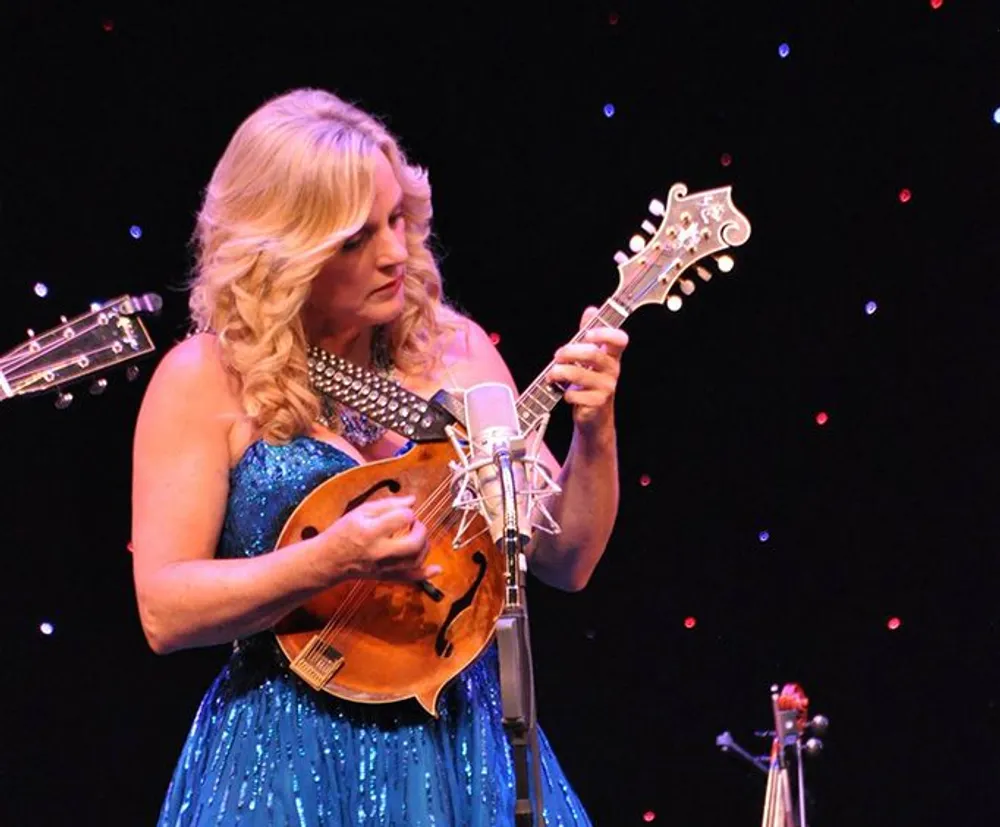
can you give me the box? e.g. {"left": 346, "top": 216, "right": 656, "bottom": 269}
{"left": 156, "top": 436, "right": 591, "bottom": 826}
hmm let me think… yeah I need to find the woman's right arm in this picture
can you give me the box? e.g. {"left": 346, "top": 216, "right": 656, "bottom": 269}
{"left": 130, "top": 335, "right": 431, "bottom": 655}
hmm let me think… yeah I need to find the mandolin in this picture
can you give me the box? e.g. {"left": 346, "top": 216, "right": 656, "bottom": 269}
{"left": 273, "top": 183, "right": 752, "bottom": 715}
{"left": 0, "top": 294, "right": 159, "bottom": 404}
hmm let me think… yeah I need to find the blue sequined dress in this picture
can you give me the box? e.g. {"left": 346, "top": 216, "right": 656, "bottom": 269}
{"left": 156, "top": 436, "right": 591, "bottom": 826}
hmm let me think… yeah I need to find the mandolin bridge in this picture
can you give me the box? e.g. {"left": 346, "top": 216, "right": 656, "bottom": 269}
{"left": 290, "top": 638, "right": 345, "bottom": 690}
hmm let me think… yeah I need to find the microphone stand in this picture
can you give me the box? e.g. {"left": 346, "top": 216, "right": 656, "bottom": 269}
{"left": 493, "top": 442, "right": 544, "bottom": 826}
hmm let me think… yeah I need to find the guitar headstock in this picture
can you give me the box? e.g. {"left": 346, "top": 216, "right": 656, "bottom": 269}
{"left": 611, "top": 183, "right": 751, "bottom": 313}
{"left": 0, "top": 293, "right": 161, "bottom": 403}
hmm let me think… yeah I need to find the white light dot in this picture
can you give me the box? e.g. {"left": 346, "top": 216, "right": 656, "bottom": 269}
{"left": 33, "top": 282, "right": 49, "bottom": 298}
{"left": 603, "top": 103, "right": 615, "bottom": 118}
{"left": 778, "top": 42, "right": 790, "bottom": 58}
{"left": 759, "top": 530, "right": 770, "bottom": 542}
{"left": 90, "top": 301, "right": 102, "bottom": 312}
{"left": 39, "top": 622, "right": 54, "bottom": 636}
{"left": 129, "top": 225, "right": 143, "bottom": 239}
{"left": 865, "top": 300, "right": 878, "bottom": 316}
{"left": 716, "top": 254, "right": 734, "bottom": 273}
{"left": 666, "top": 294, "right": 683, "bottom": 312}
{"left": 993, "top": 106, "right": 1000, "bottom": 125}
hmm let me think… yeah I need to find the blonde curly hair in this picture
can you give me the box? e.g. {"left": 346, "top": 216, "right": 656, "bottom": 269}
{"left": 188, "top": 88, "right": 454, "bottom": 443}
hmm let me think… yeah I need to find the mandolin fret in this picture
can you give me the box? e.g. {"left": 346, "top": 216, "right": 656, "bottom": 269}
{"left": 515, "top": 296, "right": 632, "bottom": 433}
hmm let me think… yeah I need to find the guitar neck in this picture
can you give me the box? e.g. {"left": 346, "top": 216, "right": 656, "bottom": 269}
{"left": 515, "top": 294, "right": 630, "bottom": 433}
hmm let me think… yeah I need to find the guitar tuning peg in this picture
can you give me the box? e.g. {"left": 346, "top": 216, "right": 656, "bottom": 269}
{"left": 666, "top": 295, "right": 683, "bottom": 312}
{"left": 695, "top": 265, "right": 713, "bottom": 282}
{"left": 126, "top": 365, "right": 141, "bottom": 382}
{"left": 54, "top": 391, "right": 73, "bottom": 409}
{"left": 679, "top": 279, "right": 695, "bottom": 295}
{"left": 613, "top": 251, "right": 629, "bottom": 266}
{"left": 640, "top": 219, "right": 657, "bottom": 235}
{"left": 803, "top": 737, "right": 823, "bottom": 756}
{"left": 628, "top": 234, "right": 646, "bottom": 253}
{"left": 60, "top": 315, "right": 68, "bottom": 324}
{"left": 26, "top": 328, "right": 35, "bottom": 338}
{"left": 89, "top": 378, "right": 109, "bottom": 395}
{"left": 648, "top": 198, "right": 665, "bottom": 217}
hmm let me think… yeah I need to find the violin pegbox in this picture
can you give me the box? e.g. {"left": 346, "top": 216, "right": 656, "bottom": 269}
{"left": 611, "top": 183, "right": 752, "bottom": 314}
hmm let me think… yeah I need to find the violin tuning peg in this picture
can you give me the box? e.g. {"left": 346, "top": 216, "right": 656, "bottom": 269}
{"left": 628, "top": 234, "right": 646, "bottom": 253}
{"left": 648, "top": 198, "right": 665, "bottom": 217}
{"left": 695, "top": 265, "right": 713, "bottom": 282}
{"left": 640, "top": 219, "right": 657, "bottom": 235}
{"left": 54, "top": 391, "right": 73, "bottom": 409}
{"left": 613, "top": 250, "right": 629, "bottom": 266}
{"left": 679, "top": 278, "right": 696, "bottom": 295}
{"left": 808, "top": 714, "right": 829, "bottom": 734}
{"left": 89, "top": 377, "right": 109, "bottom": 395}
{"left": 803, "top": 737, "right": 823, "bottom": 756}
{"left": 666, "top": 294, "right": 683, "bottom": 312}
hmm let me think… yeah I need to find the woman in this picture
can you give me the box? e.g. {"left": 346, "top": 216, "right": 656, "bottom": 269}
{"left": 131, "top": 87, "right": 628, "bottom": 825}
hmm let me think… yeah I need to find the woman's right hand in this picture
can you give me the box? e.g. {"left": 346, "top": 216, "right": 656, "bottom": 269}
{"left": 320, "top": 495, "right": 438, "bottom": 583}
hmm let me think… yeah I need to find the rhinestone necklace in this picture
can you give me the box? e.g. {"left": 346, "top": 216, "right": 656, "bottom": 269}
{"left": 307, "top": 328, "right": 393, "bottom": 448}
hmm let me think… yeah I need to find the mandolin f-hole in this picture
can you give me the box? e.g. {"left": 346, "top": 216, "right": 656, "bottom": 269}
{"left": 435, "top": 550, "right": 488, "bottom": 658}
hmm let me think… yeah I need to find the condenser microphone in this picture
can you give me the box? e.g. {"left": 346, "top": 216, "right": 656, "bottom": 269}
{"left": 462, "top": 382, "right": 532, "bottom": 548}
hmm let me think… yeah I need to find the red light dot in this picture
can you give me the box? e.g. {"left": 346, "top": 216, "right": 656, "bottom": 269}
{"left": 815, "top": 411, "right": 828, "bottom": 426}
{"left": 643, "top": 812, "right": 656, "bottom": 823}
{"left": 898, "top": 188, "right": 912, "bottom": 203}
{"left": 639, "top": 473, "right": 651, "bottom": 487}
{"left": 102, "top": 19, "right": 115, "bottom": 32}
{"left": 720, "top": 153, "right": 732, "bottom": 167}
{"left": 888, "top": 616, "right": 902, "bottom": 630}
{"left": 930, "top": 0, "right": 943, "bottom": 8}
{"left": 489, "top": 332, "right": 500, "bottom": 345}
{"left": 609, "top": 11, "right": 620, "bottom": 25}
{"left": 684, "top": 616, "right": 696, "bottom": 629}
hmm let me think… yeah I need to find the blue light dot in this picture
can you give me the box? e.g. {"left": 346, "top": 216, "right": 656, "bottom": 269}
{"left": 39, "top": 622, "right": 54, "bottom": 636}
{"left": 865, "top": 300, "right": 878, "bottom": 316}
{"left": 993, "top": 106, "right": 1000, "bottom": 125}
{"left": 758, "top": 530, "right": 770, "bottom": 543}
{"left": 33, "top": 282, "right": 49, "bottom": 298}
{"left": 603, "top": 103, "right": 615, "bottom": 118}
{"left": 129, "top": 224, "right": 143, "bottom": 239}
{"left": 778, "top": 43, "right": 790, "bottom": 58}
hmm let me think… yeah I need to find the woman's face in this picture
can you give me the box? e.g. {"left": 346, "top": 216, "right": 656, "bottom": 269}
{"left": 304, "top": 150, "right": 408, "bottom": 337}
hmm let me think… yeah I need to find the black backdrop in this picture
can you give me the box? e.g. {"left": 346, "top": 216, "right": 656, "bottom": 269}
{"left": 3, "top": 3, "right": 999, "bottom": 825}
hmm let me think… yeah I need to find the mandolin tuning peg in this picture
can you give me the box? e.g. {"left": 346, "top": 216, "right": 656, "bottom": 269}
{"left": 613, "top": 250, "right": 629, "bottom": 266}
{"left": 628, "top": 234, "right": 646, "bottom": 253}
{"left": 679, "top": 278, "right": 696, "bottom": 295}
{"left": 54, "top": 391, "right": 73, "bottom": 409}
{"left": 695, "top": 265, "right": 713, "bottom": 282}
{"left": 89, "top": 378, "right": 108, "bottom": 395}
{"left": 648, "top": 198, "right": 665, "bottom": 217}
{"left": 640, "top": 219, "right": 657, "bottom": 235}
{"left": 666, "top": 295, "right": 683, "bottom": 312}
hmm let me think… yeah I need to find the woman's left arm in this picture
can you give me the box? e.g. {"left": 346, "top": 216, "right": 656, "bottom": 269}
{"left": 446, "top": 307, "right": 629, "bottom": 592}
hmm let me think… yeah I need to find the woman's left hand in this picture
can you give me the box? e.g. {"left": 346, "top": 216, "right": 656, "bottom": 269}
{"left": 547, "top": 307, "right": 629, "bottom": 435}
